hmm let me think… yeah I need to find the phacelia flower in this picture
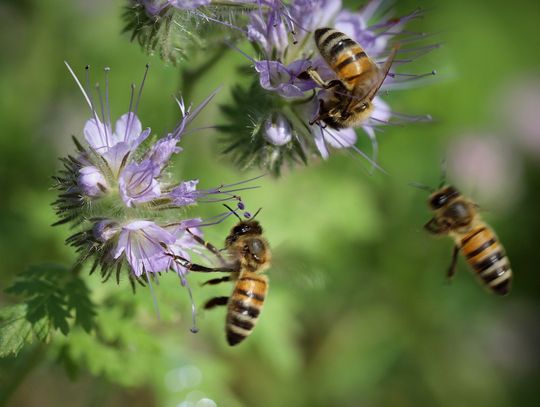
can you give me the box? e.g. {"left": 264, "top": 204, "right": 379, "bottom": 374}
{"left": 55, "top": 63, "right": 259, "bottom": 330}
{"left": 124, "top": 0, "right": 258, "bottom": 64}
{"left": 220, "top": 0, "right": 436, "bottom": 175}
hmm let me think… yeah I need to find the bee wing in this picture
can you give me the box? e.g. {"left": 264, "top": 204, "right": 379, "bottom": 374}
{"left": 326, "top": 47, "right": 398, "bottom": 105}
{"left": 268, "top": 242, "right": 329, "bottom": 291}
{"left": 366, "top": 45, "right": 399, "bottom": 101}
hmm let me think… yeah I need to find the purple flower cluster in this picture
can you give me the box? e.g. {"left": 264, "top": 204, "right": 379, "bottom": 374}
{"left": 125, "top": 0, "right": 435, "bottom": 173}
{"left": 55, "top": 63, "right": 256, "bottom": 327}
{"left": 241, "top": 0, "right": 434, "bottom": 166}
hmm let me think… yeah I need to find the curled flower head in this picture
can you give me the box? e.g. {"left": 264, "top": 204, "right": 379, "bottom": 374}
{"left": 124, "top": 0, "right": 258, "bottom": 64}
{"left": 221, "top": 0, "right": 436, "bottom": 175}
{"left": 55, "top": 63, "right": 260, "bottom": 330}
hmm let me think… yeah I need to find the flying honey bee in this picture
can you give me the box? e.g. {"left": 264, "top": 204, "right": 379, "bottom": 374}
{"left": 424, "top": 185, "right": 512, "bottom": 295}
{"left": 168, "top": 206, "right": 271, "bottom": 346}
{"left": 304, "top": 27, "right": 398, "bottom": 129}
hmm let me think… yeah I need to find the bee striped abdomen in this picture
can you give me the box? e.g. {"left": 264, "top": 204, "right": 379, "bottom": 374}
{"left": 226, "top": 273, "right": 268, "bottom": 346}
{"left": 314, "top": 28, "right": 373, "bottom": 84}
{"left": 460, "top": 226, "right": 512, "bottom": 295}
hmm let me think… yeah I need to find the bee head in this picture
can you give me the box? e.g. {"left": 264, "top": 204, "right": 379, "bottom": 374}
{"left": 226, "top": 220, "right": 263, "bottom": 246}
{"left": 231, "top": 220, "right": 262, "bottom": 236}
{"left": 429, "top": 186, "right": 460, "bottom": 209}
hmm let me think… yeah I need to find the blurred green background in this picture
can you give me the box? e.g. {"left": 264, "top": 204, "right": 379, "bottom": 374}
{"left": 1, "top": 0, "right": 540, "bottom": 406}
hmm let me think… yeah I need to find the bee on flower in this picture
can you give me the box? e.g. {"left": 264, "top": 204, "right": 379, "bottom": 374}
{"left": 54, "top": 63, "right": 259, "bottom": 331}
{"left": 220, "top": 0, "right": 436, "bottom": 175}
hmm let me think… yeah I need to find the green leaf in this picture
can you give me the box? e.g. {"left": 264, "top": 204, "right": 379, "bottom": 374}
{"left": 3, "top": 263, "right": 96, "bottom": 347}
{"left": 45, "top": 294, "right": 71, "bottom": 336}
{"left": 65, "top": 278, "right": 96, "bottom": 333}
{"left": 0, "top": 305, "right": 34, "bottom": 358}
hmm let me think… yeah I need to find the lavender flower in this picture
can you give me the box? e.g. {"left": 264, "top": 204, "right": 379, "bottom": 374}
{"left": 55, "top": 63, "right": 258, "bottom": 331}
{"left": 221, "top": 0, "right": 436, "bottom": 175}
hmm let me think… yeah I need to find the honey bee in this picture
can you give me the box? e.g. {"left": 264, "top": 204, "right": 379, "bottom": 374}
{"left": 304, "top": 27, "right": 398, "bottom": 129}
{"left": 168, "top": 207, "right": 271, "bottom": 346}
{"left": 424, "top": 185, "right": 512, "bottom": 295}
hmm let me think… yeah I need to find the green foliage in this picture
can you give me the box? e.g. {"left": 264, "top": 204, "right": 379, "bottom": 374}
{"left": 0, "top": 305, "right": 37, "bottom": 358}
{"left": 0, "top": 264, "right": 96, "bottom": 358}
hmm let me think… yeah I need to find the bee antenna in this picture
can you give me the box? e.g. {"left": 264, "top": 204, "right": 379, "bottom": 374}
{"left": 251, "top": 208, "right": 262, "bottom": 219}
{"left": 408, "top": 181, "right": 435, "bottom": 193}
{"left": 223, "top": 204, "right": 242, "bottom": 221}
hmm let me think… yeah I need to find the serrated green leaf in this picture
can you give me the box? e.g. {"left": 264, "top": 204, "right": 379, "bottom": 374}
{"left": 45, "top": 294, "right": 71, "bottom": 336}
{"left": 6, "top": 263, "right": 79, "bottom": 338}
{"left": 65, "top": 278, "right": 96, "bottom": 333}
{"left": 0, "top": 304, "right": 33, "bottom": 357}
{"left": 33, "top": 316, "right": 51, "bottom": 342}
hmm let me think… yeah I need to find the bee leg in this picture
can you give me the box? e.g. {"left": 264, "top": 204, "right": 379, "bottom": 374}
{"left": 187, "top": 228, "right": 227, "bottom": 265}
{"left": 204, "top": 296, "right": 229, "bottom": 310}
{"left": 202, "top": 276, "right": 231, "bottom": 286}
{"left": 304, "top": 67, "right": 344, "bottom": 89}
{"left": 165, "top": 252, "right": 235, "bottom": 273}
{"left": 446, "top": 245, "right": 459, "bottom": 281}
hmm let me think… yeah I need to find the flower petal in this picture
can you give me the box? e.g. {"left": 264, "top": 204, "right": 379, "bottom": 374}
{"left": 78, "top": 166, "right": 108, "bottom": 197}
{"left": 312, "top": 126, "right": 330, "bottom": 159}
{"left": 84, "top": 117, "right": 112, "bottom": 152}
{"left": 170, "top": 179, "right": 199, "bottom": 206}
{"left": 255, "top": 60, "right": 315, "bottom": 98}
{"left": 114, "top": 220, "right": 176, "bottom": 277}
{"left": 146, "top": 135, "right": 182, "bottom": 169}
{"left": 113, "top": 113, "right": 142, "bottom": 145}
{"left": 370, "top": 96, "right": 391, "bottom": 123}
{"left": 119, "top": 160, "right": 162, "bottom": 207}
{"left": 323, "top": 126, "right": 357, "bottom": 148}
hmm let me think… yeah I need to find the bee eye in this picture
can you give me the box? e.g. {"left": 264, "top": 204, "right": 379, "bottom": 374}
{"left": 430, "top": 194, "right": 447, "bottom": 209}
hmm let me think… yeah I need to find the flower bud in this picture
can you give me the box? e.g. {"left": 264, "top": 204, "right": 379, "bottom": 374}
{"left": 78, "top": 166, "right": 108, "bottom": 197}
{"left": 263, "top": 115, "right": 292, "bottom": 146}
